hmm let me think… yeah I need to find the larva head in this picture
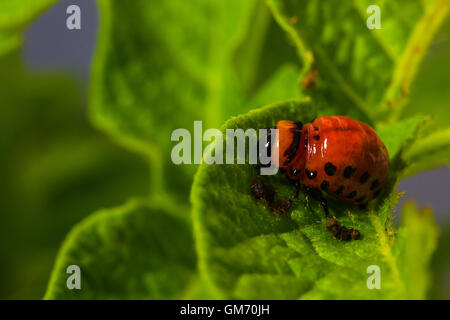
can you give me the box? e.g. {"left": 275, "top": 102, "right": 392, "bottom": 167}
{"left": 271, "top": 120, "right": 305, "bottom": 169}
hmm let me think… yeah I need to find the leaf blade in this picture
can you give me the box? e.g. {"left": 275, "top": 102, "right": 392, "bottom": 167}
{"left": 44, "top": 199, "right": 197, "bottom": 299}
{"left": 266, "top": 0, "right": 450, "bottom": 121}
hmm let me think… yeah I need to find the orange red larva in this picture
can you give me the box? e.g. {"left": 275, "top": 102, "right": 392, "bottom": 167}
{"left": 271, "top": 116, "right": 389, "bottom": 206}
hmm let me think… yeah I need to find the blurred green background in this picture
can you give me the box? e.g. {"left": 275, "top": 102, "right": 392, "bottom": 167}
{"left": 0, "top": 0, "right": 449, "bottom": 299}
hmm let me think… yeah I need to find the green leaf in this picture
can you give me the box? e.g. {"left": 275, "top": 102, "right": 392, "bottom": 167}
{"left": 90, "top": 0, "right": 304, "bottom": 201}
{"left": 376, "top": 114, "right": 450, "bottom": 178}
{"left": 428, "top": 222, "right": 450, "bottom": 299}
{"left": 267, "top": 0, "right": 450, "bottom": 121}
{"left": 191, "top": 99, "right": 438, "bottom": 299}
{"left": 248, "top": 63, "right": 302, "bottom": 107}
{"left": 89, "top": 0, "right": 274, "bottom": 155}
{"left": 43, "top": 0, "right": 303, "bottom": 300}
{"left": 376, "top": 115, "right": 450, "bottom": 178}
{"left": 394, "top": 18, "right": 450, "bottom": 176}
{"left": 376, "top": 117, "right": 423, "bottom": 163}
{"left": 232, "top": 1, "right": 300, "bottom": 96}
{"left": 0, "top": 0, "right": 57, "bottom": 56}
{"left": 91, "top": 0, "right": 250, "bottom": 146}
{"left": 0, "top": 0, "right": 56, "bottom": 28}
{"left": 266, "top": 0, "right": 450, "bottom": 177}
{"left": 44, "top": 199, "right": 198, "bottom": 299}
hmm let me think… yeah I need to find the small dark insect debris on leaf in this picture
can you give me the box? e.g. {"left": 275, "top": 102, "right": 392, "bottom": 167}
{"left": 250, "top": 179, "right": 274, "bottom": 203}
{"left": 301, "top": 69, "right": 318, "bottom": 90}
{"left": 326, "top": 217, "right": 361, "bottom": 241}
{"left": 250, "top": 179, "right": 291, "bottom": 215}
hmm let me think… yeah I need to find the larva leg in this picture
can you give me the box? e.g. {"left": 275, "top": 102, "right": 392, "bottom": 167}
{"left": 304, "top": 186, "right": 329, "bottom": 217}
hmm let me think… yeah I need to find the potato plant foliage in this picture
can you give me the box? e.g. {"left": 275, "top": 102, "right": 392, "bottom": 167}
{"left": 3, "top": 0, "right": 449, "bottom": 299}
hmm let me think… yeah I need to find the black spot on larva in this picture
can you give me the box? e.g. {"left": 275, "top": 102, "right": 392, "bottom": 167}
{"left": 347, "top": 190, "right": 357, "bottom": 199}
{"left": 314, "top": 126, "right": 319, "bottom": 131}
{"left": 304, "top": 135, "right": 308, "bottom": 148}
{"left": 279, "top": 168, "right": 286, "bottom": 174}
{"left": 373, "top": 189, "right": 382, "bottom": 198}
{"left": 289, "top": 167, "right": 298, "bottom": 176}
{"left": 294, "top": 121, "right": 303, "bottom": 130}
{"left": 356, "top": 195, "right": 366, "bottom": 202}
{"left": 336, "top": 185, "right": 345, "bottom": 195}
{"left": 320, "top": 180, "right": 329, "bottom": 190}
{"left": 360, "top": 171, "right": 370, "bottom": 184}
{"left": 370, "top": 179, "right": 380, "bottom": 190}
{"left": 324, "top": 162, "right": 336, "bottom": 176}
{"left": 344, "top": 166, "right": 357, "bottom": 178}
{"left": 313, "top": 134, "right": 320, "bottom": 141}
{"left": 283, "top": 130, "right": 301, "bottom": 165}
{"left": 305, "top": 169, "right": 317, "bottom": 179}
